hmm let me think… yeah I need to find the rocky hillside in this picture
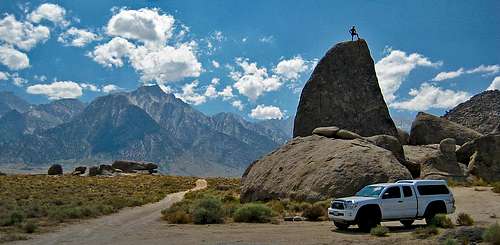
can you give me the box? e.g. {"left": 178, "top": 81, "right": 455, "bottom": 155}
{"left": 0, "top": 87, "right": 292, "bottom": 176}
{"left": 443, "top": 90, "right": 500, "bottom": 134}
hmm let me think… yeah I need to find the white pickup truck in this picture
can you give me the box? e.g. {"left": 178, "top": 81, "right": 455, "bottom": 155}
{"left": 328, "top": 180, "right": 455, "bottom": 232}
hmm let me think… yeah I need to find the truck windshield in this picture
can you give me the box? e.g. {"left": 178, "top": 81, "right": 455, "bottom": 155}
{"left": 355, "top": 186, "right": 384, "bottom": 197}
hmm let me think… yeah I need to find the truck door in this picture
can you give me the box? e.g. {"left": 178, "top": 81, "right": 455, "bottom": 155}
{"left": 401, "top": 185, "right": 418, "bottom": 218}
{"left": 380, "top": 186, "right": 402, "bottom": 219}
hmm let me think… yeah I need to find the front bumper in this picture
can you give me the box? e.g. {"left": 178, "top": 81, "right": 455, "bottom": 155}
{"left": 328, "top": 207, "right": 356, "bottom": 222}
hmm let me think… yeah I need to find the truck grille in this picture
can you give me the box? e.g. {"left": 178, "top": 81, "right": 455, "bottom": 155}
{"left": 331, "top": 201, "right": 344, "bottom": 210}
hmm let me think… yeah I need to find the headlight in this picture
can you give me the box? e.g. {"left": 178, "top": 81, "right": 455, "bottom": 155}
{"left": 344, "top": 201, "right": 358, "bottom": 209}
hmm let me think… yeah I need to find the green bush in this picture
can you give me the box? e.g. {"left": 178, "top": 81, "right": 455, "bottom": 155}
{"left": 456, "top": 212, "right": 474, "bottom": 226}
{"left": 23, "top": 221, "right": 38, "bottom": 233}
{"left": 430, "top": 214, "right": 454, "bottom": 228}
{"left": 370, "top": 225, "right": 389, "bottom": 237}
{"left": 492, "top": 182, "right": 500, "bottom": 194}
{"left": 442, "top": 237, "right": 458, "bottom": 245}
{"left": 413, "top": 226, "right": 439, "bottom": 239}
{"left": 302, "top": 203, "right": 326, "bottom": 221}
{"left": 161, "top": 200, "right": 193, "bottom": 224}
{"left": 483, "top": 223, "right": 500, "bottom": 245}
{"left": 1, "top": 211, "right": 25, "bottom": 226}
{"left": 192, "top": 197, "right": 224, "bottom": 224}
{"left": 233, "top": 203, "right": 274, "bottom": 223}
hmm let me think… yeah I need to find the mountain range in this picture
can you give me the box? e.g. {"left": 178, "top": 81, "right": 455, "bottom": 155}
{"left": 0, "top": 86, "right": 292, "bottom": 176}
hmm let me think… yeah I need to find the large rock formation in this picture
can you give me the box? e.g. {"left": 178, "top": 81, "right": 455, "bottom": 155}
{"left": 456, "top": 134, "right": 500, "bottom": 182}
{"left": 241, "top": 135, "right": 412, "bottom": 202}
{"left": 443, "top": 90, "right": 500, "bottom": 134}
{"left": 293, "top": 39, "right": 398, "bottom": 138}
{"left": 409, "top": 112, "right": 482, "bottom": 145}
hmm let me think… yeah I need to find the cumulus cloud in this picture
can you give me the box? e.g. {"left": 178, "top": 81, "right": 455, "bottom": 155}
{"left": 375, "top": 49, "right": 441, "bottom": 103}
{"left": 0, "top": 45, "right": 30, "bottom": 70}
{"left": 0, "top": 71, "right": 7, "bottom": 80}
{"left": 29, "top": 3, "right": 68, "bottom": 26}
{"left": 204, "top": 84, "right": 218, "bottom": 98}
{"left": 487, "top": 76, "right": 500, "bottom": 91}
{"left": 231, "top": 100, "right": 244, "bottom": 111}
{"left": 466, "top": 64, "right": 500, "bottom": 75}
{"left": 274, "top": 56, "right": 309, "bottom": 80}
{"left": 231, "top": 58, "right": 282, "bottom": 101}
{"left": 58, "top": 27, "right": 100, "bottom": 47}
{"left": 0, "top": 14, "right": 50, "bottom": 51}
{"left": 10, "top": 73, "right": 26, "bottom": 86}
{"left": 102, "top": 84, "right": 121, "bottom": 93}
{"left": 212, "top": 60, "right": 220, "bottom": 68}
{"left": 106, "top": 8, "right": 174, "bottom": 44}
{"left": 390, "top": 83, "right": 470, "bottom": 111}
{"left": 80, "top": 83, "right": 100, "bottom": 92}
{"left": 218, "top": 85, "right": 234, "bottom": 100}
{"left": 89, "top": 37, "right": 135, "bottom": 67}
{"left": 431, "top": 68, "right": 464, "bottom": 81}
{"left": 174, "top": 80, "right": 206, "bottom": 105}
{"left": 250, "top": 104, "right": 284, "bottom": 120}
{"left": 26, "top": 81, "right": 83, "bottom": 99}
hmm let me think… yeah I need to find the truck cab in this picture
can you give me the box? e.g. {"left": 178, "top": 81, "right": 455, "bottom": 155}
{"left": 328, "top": 180, "right": 455, "bottom": 232}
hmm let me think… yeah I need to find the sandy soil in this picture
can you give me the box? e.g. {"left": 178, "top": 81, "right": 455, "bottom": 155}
{"left": 14, "top": 186, "right": 500, "bottom": 245}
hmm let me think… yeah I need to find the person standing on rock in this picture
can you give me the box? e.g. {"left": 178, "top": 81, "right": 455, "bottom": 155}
{"left": 350, "top": 26, "right": 359, "bottom": 41}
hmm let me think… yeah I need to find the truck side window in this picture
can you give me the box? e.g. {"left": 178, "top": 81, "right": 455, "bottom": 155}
{"left": 382, "top": 187, "right": 401, "bottom": 199}
{"left": 402, "top": 186, "right": 413, "bottom": 197}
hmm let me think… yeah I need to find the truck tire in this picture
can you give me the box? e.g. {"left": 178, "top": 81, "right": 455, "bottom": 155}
{"left": 400, "top": 219, "right": 414, "bottom": 227}
{"left": 333, "top": 221, "right": 350, "bottom": 230}
{"left": 356, "top": 205, "right": 381, "bottom": 232}
{"left": 424, "top": 201, "right": 446, "bottom": 225}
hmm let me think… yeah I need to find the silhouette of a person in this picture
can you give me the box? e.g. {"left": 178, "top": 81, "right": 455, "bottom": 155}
{"left": 350, "top": 26, "right": 359, "bottom": 41}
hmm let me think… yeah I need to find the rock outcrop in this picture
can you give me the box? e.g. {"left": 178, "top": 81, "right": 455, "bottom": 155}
{"left": 47, "top": 164, "right": 63, "bottom": 175}
{"left": 456, "top": 134, "right": 500, "bottom": 182}
{"left": 443, "top": 90, "right": 500, "bottom": 134}
{"left": 397, "top": 128, "right": 410, "bottom": 145}
{"left": 409, "top": 112, "right": 482, "bottom": 145}
{"left": 293, "top": 39, "right": 398, "bottom": 138}
{"left": 111, "top": 160, "right": 158, "bottom": 173}
{"left": 241, "top": 135, "right": 412, "bottom": 202}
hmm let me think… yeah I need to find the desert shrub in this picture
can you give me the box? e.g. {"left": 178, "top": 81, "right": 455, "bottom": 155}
{"left": 266, "top": 200, "right": 285, "bottom": 215}
{"left": 233, "top": 203, "right": 274, "bottom": 223}
{"left": 370, "top": 225, "right": 389, "bottom": 237}
{"left": 456, "top": 212, "right": 474, "bottom": 226}
{"left": 492, "top": 182, "right": 500, "bottom": 194}
{"left": 430, "top": 214, "right": 454, "bottom": 228}
{"left": 302, "top": 203, "right": 326, "bottom": 221}
{"left": 442, "top": 237, "right": 458, "bottom": 245}
{"left": 413, "top": 226, "right": 439, "bottom": 239}
{"left": 314, "top": 199, "right": 332, "bottom": 209}
{"left": 1, "top": 211, "right": 25, "bottom": 226}
{"left": 0, "top": 233, "right": 28, "bottom": 243}
{"left": 162, "top": 200, "right": 193, "bottom": 224}
{"left": 470, "top": 177, "right": 489, "bottom": 187}
{"left": 192, "top": 196, "right": 224, "bottom": 224}
{"left": 23, "top": 221, "right": 38, "bottom": 233}
{"left": 483, "top": 223, "right": 500, "bottom": 245}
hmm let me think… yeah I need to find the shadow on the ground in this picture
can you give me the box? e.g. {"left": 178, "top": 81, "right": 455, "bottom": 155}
{"left": 331, "top": 224, "right": 427, "bottom": 235}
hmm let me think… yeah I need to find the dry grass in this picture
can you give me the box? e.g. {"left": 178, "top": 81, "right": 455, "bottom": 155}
{"left": 0, "top": 175, "right": 196, "bottom": 240}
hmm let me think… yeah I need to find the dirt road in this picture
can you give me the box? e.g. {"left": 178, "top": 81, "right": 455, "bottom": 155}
{"left": 15, "top": 185, "right": 500, "bottom": 245}
{"left": 14, "top": 179, "right": 207, "bottom": 245}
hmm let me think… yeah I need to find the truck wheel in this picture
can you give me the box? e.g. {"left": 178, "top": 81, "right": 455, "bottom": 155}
{"left": 400, "top": 219, "right": 414, "bottom": 227}
{"left": 357, "top": 215, "right": 379, "bottom": 232}
{"left": 334, "top": 221, "right": 350, "bottom": 230}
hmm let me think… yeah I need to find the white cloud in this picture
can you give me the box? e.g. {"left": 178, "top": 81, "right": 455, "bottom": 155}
{"left": 259, "top": 36, "right": 274, "bottom": 43}
{"left": 58, "top": 27, "right": 100, "bottom": 47}
{"left": 174, "top": 80, "right": 206, "bottom": 105}
{"left": 431, "top": 68, "right": 464, "bottom": 81}
{"left": 29, "top": 3, "right": 68, "bottom": 26}
{"left": 274, "top": 56, "right": 309, "bottom": 80}
{"left": 390, "top": 83, "right": 470, "bottom": 111}
{"left": 26, "top": 81, "right": 83, "bottom": 99}
{"left": 0, "top": 71, "right": 7, "bottom": 80}
{"left": 211, "top": 78, "right": 220, "bottom": 85}
{"left": 0, "top": 14, "right": 50, "bottom": 51}
{"left": 250, "top": 104, "right": 284, "bottom": 120}
{"left": 80, "top": 83, "right": 100, "bottom": 92}
{"left": 487, "top": 76, "right": 500, "bottom": 91}
{"left": 204, "top": 84, "right": 218, "bottom": 98}
{"left": 218, "top": 85, "right": 234, "bottom": 100}
{"left": 89, "top": 37, "right": 135, "bottom": 68}
{"left": 106, "top": 8, "right": 174, "bottom": 44}
{"left": 212, "top": 60, "right": 220, "bottom": 68}
{"left": 231, "top": 100, "right": 243, "bottom": 111}
{"left": 467, "top": 64, "right": 500, "bottom": 75}
{"left": 10, "top": 73, "right": 26, "bottom": 86}
{"left": 375, "top": 49, "right": 442, "bottom": 103}
{"left": 0, "top": 45, "right": 30, "bottom": 70}
{"left": 241, "top": 37, "right": 247, "bottom": 43}
{"left": 231, "top": 58, "right": 282, "bottom": 101}
{"left": 102, "top": 84, "right": 121, "bottom": 93}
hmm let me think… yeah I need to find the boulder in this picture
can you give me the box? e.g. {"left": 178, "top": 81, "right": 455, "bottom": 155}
{"left": 293, "top": 39, "right": 398, "bottom": 139}
{"left": 111, "top": 160, "right": 158, "bottom": 173}
{"left": 403, "top": 144, "right": 467, "bottom": 180}
{"left": 74, "top": 166, "right": 86, "bottom": 173}
{"left": 241, "top": 135, "right": 412, "bottom": 202}
{"left": 312, "top": 126, "right": 340, "bottom": 138}
{"left": 47, "top": 164, "right": 63, "bottom": 175}
{"left": 397, "top": 128, "right": 410, "bottom": 145}
{"left": 456, "top": 134, "right": 500, "bottom": 182}
{"left": 439, "top": 138, "right": 457, "bottom": 154}
{"left": 99, "top": 164, "right": 114, "bottom": 172}
{"left": 409, "top": 112, "right": 483, "bottom": 145}
{"left": 335, "top": 129, "right": 362, "bottom": 140}
{"left": 88, "top": 166, "right": 101, "bottom": 176}
{"left": 0, "top": 171, "right": 6, "bottom": 176}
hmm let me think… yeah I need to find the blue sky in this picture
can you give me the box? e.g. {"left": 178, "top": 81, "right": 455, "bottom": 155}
{"left": 0, "top": 0, "right": 499, "bottom": 126}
